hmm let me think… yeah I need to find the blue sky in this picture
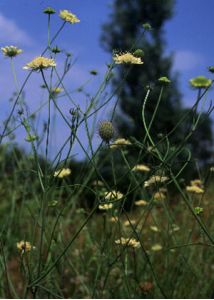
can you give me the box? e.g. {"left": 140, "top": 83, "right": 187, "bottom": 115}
{"left": 0, "top": 0, "right": 213, "bottom": 160}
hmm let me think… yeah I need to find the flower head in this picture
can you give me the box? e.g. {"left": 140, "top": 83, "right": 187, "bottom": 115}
{"left": 158, "top": 76, "right": 171, "bottom": 85}
{"left": 132, "top": 164, "right": 150, "bottom": 172}
{"left": 115, "top": 237, "right": 140, "bottom": 248}
{"left": 50, "top": 87, "right": 63, "bottom": 97}
{"left": 151, "top": 243, "right": 162, "bottom": 251}
{"left": 123, "top": 219, "right": 136, "bottom": 227}
{"left": 153, "top": 191, "right": 166, "bottom": 201}
{"left": 189, "top": 76, "right": 212, "bottom": 89}
{"left": 134, "top": 200, "right": 148, "bottom": 206}
{"left": 142, "top": 23, "right": 152, "bottom": 31}
{"left": 17, "top": 241, "right": 32, "bottom": 253}
{"left": 150, "top": 226, "right": 160, "bottom": 232}
{"left": 99, "top": 203, "right": 113, "bottom": 210}
{"left": 104, "top": 190, "right": 123, "bottom": 201}
{"left": 144, "top": 175, "right": 169, "bottom": 188}
{"left": 133, "top": 49, "right": 144, "bottom": 58}
{"left": 59, "top": 10, "right": 80, "bottom": 24}
{"left": 186, "top": 185, "right": 204, "bottom": 194}
{"left": 190, "top": 179, "right": 203, "bottom": 187}
{"left": 113, "top": 52, "right": 143, "bottom": 65}
{"left": 1, "top": 46, "right": 22, "bottom": 58}
{"left": 43, "top": 7, "right": 56, "bottom": 14}
{"left": 194, "top": 206, "right": 203, "bottom": 215}
{"left": 54, "top": 168, "right": 71, "bottom": 178}
{"left": 110, "top": 138, "right": 131, "bottom": 149}
{"left": 23, "top": 56, "right": 56, "bottom": 71}
{"left": 208, "top": 66, "right": 214, "bottom": 73}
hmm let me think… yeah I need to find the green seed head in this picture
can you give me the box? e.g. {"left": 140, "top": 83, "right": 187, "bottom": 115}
{"left": 208, "top": 66, "right": 214, "bottom": 73}
{"left": 133, "top": 49, "right": 144, "bottom": 58}
{"left": 189, "top": 76, "right": 212, "bottom": 89}
{"left": 98, "top": 121, "right": 115, "bottom": 143}
{"left": 142, "top": 23, "right": 152, "bottom": 31}
{"left": 158, "top": 76, "right": 171, "bottom": 85}
{"left": 43, "top": 7, "right": 56, "bottom": 14}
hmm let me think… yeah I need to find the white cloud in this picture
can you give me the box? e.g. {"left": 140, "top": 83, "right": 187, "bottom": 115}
{"left": 0, "top": 13, "right": 32, "bottom": 45}
{"left": 173, "top": 50, "right": 204, "bottom": 72}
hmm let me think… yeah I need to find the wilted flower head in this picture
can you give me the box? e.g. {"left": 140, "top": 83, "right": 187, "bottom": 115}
{"left": 17, "top": 241, "right": 32, "bottom": 253}
{"left": 99, "top": 203, "right": 113, "bottom": 210}
{"left": 115, "top": 237, "right": 140, "bottom": 248}
{"left": 59, "top": 10, "right": 80, "bottom": 24}
{"left": 104, "top": 190, "right": 123, "bottom": 201}
{"left": 132, "top": 164, "right": 150, "bottom": 172}
{"left": 90, "top": 70, "right": 98, "bottom": 75}
{"left": 1, "top": 46, "right": 22, "bottom": 58}
{"left": 98, "top": 121, "right": 115, "bottom": 143}
{"left": 189, "top": 76, "right": 212, "bottom": 89}
{"left": 144, "top": 175, "right": 169, "bottom": 188}
{"left": 113, "top": 52, "right": 143, "bottom": 64}
{"left": 139, "top": 281, "right": 154, "bottom": 293}
{"left": 110, "top": 138, "right": 131, "bottom": 149}
{"left": 54, "top": 168, "right": 71, "bottom": 178}
{"left": 23, "top": 56, "right": 56, "bottom": 71}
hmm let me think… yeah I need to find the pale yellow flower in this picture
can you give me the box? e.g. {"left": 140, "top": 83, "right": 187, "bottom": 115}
{"left": 150, "top": 226, "right": 160, "bottom": 232}
{"left": 153, "top": 191, "right": 166, "bottom": 201}
{"left": 99, "top": 203, "right": 113, "bottom": 210}
{"left": 51, "top": 87, "right": 63, "bottom": 95}
{"left": 91, "top": 180, "right": 105, "bottom": 187}
{"left": 123, "top": 219, "right": 136, "bottom": 227}
{"left": 134, "top": 200, "right": 147, "bottom": 206}
{"left": 113, "top": 52, "right": 144, "bottom": 65}
{"left": 186, "top": 185, "right": 204, "bottom": 194}
{"left": 23, "top": 56, "right": 56, "bottom": 71}
{"left": 190, "top": 179, "right": 203, "bottom": 187}
{"left": 115, "top": 237, "right": 140, "bottom": 248}
{"left": 132, "top": 164, "right": 150, "bottom": 172}
{"left": 17, "top": 241, "right": 32, "bottom": 253}
{"left": 151, "top": 244, "right": 162, "bottom": 251}
{"left": 54, "top": 168, "right": 71, "bottom": 178}
{"left": 104, "top": 190, "right": 123, "bottom": 201}
{"left": 110, "top": 216, "right": 119, "bottom": 222}
{"left": 59, "top": 10, "right": 80, "bottom": 24}
{"left": 110, "top": 138, "right": 131, "bottom": 149}
{"left": 1, "top": 45, "right": 22, "bottom": 58}
{"left": 144, "top": 175, "right": 169, "bottom": 187}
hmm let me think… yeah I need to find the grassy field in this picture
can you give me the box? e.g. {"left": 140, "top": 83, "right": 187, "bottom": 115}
{"left": 0, "top": 144, "right": 213, "bottom": 298}
{"left": 0, "top": 6, "right": 213, "bottom": 299}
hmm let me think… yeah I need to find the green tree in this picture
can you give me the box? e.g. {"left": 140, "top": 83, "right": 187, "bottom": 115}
{"left": 101, "top": 0, "right": 213, "bottom": 165}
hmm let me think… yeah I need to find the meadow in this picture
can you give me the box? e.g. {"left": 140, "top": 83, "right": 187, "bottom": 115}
{"left": 0, "top": 7, "right": 214, "bottom": 299}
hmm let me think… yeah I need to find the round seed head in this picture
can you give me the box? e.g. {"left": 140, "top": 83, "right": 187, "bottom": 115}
{"left": 98, "top": 121, "right": 115, "bottom": 143}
